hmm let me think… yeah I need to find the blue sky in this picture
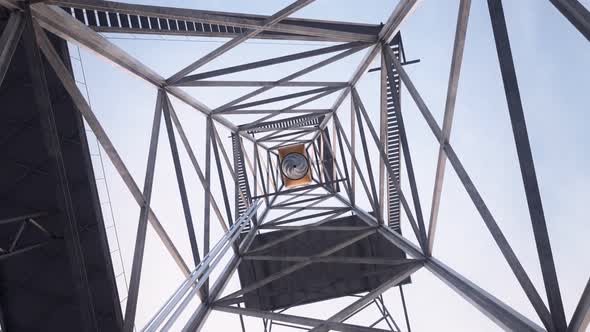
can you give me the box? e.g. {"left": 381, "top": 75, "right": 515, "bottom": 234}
{"left": 69, "top": 0, "right": 590, "bottom": 330}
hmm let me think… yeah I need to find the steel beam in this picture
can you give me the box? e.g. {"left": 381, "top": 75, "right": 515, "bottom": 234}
{"left": 319, "top": 0, "right": 420, "bottom": 130}
{"left": 243, "top": 256, "right": 418, "bottom": 266}
{"left": 213, "top": 45, "right": 368, "bottom": 114}
{"left": 350, "top": 98, "right": 356, "bottom": 204}
{"left": 333, "top": 115, "right": 380, "bottom": 215}
{"left": 351, "top": 95, "right": 381, "bottom": 221}
{"left": 175, "top": 41, "right": 367, "bottom": 84}
{"left": 568, "top": 277, "right": 590, "bottom": 332}
{"left": 488, "top": 0, "right": 566, "bottom": 329}
{"left": 0, "top": 11, "right": 24, "bottom": 87}
{"left": 143, "top": 201, "right": 261, "bottom": 332}
{"left": 378, "top": 55, "right": 387, "bottom": 220}
{"left": 0, "top": 212, "right": 47, "bottom": 225}
{"left": 224, "top": 109, "right": 331, "bottom": 115}
{"left": 122, "top": 90, "right": 163, "bottom": 332}
{"left": 549, "top": 0, "right": 590, "bottom": 41}
{"left": 162, "top": 94, "right": 202, "bottom": 269}
{"left": 177, "top": 81, "right": 348, "bottom": 88}
{"left": 427, "top": 0, "right": 471, "bottom": 255}
{"left": 210, "top": 120, "right": 234, "bottom": 227}
{"left": 426, "top": 257, "right": 544, "bottom": 332}
{"left": 336, "top": 193, "right": 547, "bottom": 332}
{"left": 167, "top": 0, "right": 315, "bottom": 84}
{"left": 0, "top": 0, "right": 19, "bottom": 10}
{"left": 370, "top": 57, "right": 428, "bottom": 247}
{"left": 218, "top": 230, "right": 376, "bottom": 301}
{"left": 241, "top": 88, "right": 342, "bottom": 130}
{"left": 349, "top": 90, "right": 425, "bottom": 251}
{"left": 182, "top": 195, "right": 279, "bottom": 331}
{"left": 246, "top": 208, "right": 350, "bottom": 254}
{"left": 23, "top": 11, "right": 105, "bottom": 330}
{"left": 167, "top": 105, "right": 228, "bottom": 232}
{"left": 30, "top": 2, "right": 261, "bottom": 145}
{"left": 225, "top": 86, "right": 340, "bottom": 114}
{"left": 386, "top": 45, "right": 554, "bottom": 329}
{"left": 34, "top": 24, "right": 191, "bottom": 275}
{"left": 309, "top": 261, "right": 422, "bottom": 332}
{"left": 399, "top": 285, "right": 412, "bottom": 332}
{"left": 212, "top": 305, "right": 391, "bottom": 332}
{"left": 50, "top": 0, "right": 378, "bottom": 42}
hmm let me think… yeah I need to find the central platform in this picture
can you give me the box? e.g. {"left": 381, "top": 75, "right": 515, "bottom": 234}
{"left": 237, "top": 214, "right": 409, "bottom": 311}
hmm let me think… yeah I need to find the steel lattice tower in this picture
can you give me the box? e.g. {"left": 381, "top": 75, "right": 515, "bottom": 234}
{"left": 0, "top": 0, "right": 589, "bottom": 331}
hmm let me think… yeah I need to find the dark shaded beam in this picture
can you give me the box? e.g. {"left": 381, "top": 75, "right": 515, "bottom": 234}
{"left": 23, "top": 9, "right": 97, "bottom": 330}
{"left": 176, "top": 41, "right": 366, "bottom": 84}
{"left": 0, "top": 11, "right": 24, "bottom": 86}
{"left": 0, "top": 212, "right": 48, "bottom": 225}
{"left": 488, "top": 0, "right": 566, "bottom": 330}
{"left": 0, "top": 0, "right": 19, "bottom": 10}
{"left": 243, "top": 256, "right": 418, "bottom": 265}
{"left": 549, "top": 0, "right": 590, "bottom": 41}
{"left": 212, "top": 305, "right": 392, "bottom": 332}
{"left": 0, "top": 239, "right": 54, "bottom": 261}
{"left": 309, "top": 262, "right": 423, "bottom": 332}
{"left": 34, "top": 21, "right": 191, "bottom": 275}
{"left": 399, "top": 285, "right": 412, "bottom": 332}
{"left": 218, "top": 230, "right": 375, "bottom": 301}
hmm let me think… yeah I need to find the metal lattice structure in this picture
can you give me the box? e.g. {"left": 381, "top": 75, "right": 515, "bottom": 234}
{"left": 1, "top": 0, "right": 589, "bottom": 331}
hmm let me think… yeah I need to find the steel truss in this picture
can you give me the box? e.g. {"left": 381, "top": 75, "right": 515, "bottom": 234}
{"left": 1, "top": 0, "right": 589, "bottom": 331}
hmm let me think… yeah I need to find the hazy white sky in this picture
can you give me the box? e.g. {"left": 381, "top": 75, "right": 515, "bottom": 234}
{"left": 69, "top": 0, "right": 590, "bottom": 331}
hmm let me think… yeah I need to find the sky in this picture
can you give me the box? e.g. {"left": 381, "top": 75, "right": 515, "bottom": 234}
{"left": 66, "top": 0, "right": 590, "bottom": 331}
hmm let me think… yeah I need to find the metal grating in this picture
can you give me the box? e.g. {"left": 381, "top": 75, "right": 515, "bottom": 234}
{"left": 57, "top": 5, "right": 380, "bottom": 42}
{"left": 231, "top": 133, "right": 253, "bottom": 231}
{"left": 386, "top": 42, "right": 402, "bottom": 233}
{"left": 244, "top": 113, "right": 324, "bottom": 134}
{"left": 61, "top": 6, "right": 248, "bottom": 38}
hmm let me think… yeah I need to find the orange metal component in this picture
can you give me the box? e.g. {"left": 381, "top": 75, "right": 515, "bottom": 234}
{"left": 278, "top": 144, "right": 312, "bottom": 188}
